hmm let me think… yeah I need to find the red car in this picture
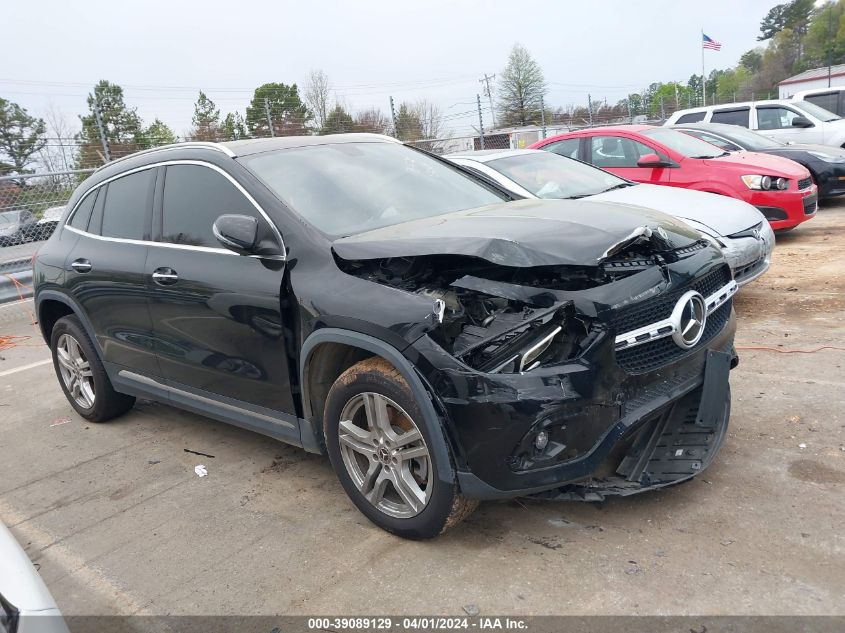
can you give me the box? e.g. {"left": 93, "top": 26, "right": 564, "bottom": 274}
{"left": 530, "top": 125, "right": 816, "bottom": 230}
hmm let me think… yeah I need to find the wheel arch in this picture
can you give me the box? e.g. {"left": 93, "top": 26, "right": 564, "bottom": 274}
{"left": 35, "top": 290, "right": 103, "bottom": 360}
{"left": 299, "top": 328, "right": 454, "bottom": 484}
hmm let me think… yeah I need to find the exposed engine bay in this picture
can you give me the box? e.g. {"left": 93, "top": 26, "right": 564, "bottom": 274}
{"left": 335, "top": 242, "right": 704, "bottom": 374}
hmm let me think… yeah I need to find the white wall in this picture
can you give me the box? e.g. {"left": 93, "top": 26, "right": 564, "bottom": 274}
{"left": 780, "top": 76, "right": 845, "bottom": 98}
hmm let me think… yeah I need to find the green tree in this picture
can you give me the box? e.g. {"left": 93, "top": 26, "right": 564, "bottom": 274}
{"left": 739, "top": 49, "right": 765, "bottom": 73}
{"left": 245, "top": 83, "right": 311, "bottom": 137}
{"left": 0, "top": 98, "right": 46, "bottom": 180}
{"left": 803, "top": 0, "right": 845, "bottom": 69}
{"left": 76, "top": 80, "right": 144, "bottom": 167}
{"left": 220, "top": 112, "right": 247, "bottom": 140}
{"left": 759, "top": 3, "right": 790, "bottom": 40}
{"left": 321, "top": 104, "right": 355, "bottom": 134}
{"left": 142, "top": 118, "right": 177, "bottom": 148}
{"left": 497, "top": 43, "right": 547, "bottom": 126}
{"left": 394, "top": 103, "right": 422, "bottom": 141}
{"left": 190, "top": 91, "right": 221, "bottom": 141}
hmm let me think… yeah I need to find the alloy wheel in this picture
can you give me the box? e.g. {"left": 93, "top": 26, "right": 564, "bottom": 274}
{"left": 56, "top": 333, "right": 95, "bottom": 409}
{"left": 337, "top": 392, "right": 432, "bottom": 519}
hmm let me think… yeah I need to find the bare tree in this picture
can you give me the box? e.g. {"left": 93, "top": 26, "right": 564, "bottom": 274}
{"left": 304, "top": 69, "right": 332, "bottom": 131}
{"left": 414, "top": 99, "right": 449, "bottom": 153}
{"left": 497, "top": 43, "right": 547, "bottom": 126}
{"left": 38, "top": 103, "right": 77, "bottom": 178}
{"left": 354, "top": 108, "right": 390, "bottom": 134}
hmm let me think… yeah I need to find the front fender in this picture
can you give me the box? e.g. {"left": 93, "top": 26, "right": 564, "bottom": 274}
{"left": 299, "top": 327, "right": 455, "bottom": 484}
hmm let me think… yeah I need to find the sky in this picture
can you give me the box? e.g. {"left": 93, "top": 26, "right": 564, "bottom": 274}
{"left": 3, "top": 0, "right": 779, "bottom": 139}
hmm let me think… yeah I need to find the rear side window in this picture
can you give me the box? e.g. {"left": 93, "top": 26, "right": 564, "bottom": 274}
{"left": 161, "top": 164, "right": 258, "bottom": 248}
{"left": 711, "top": 108, "right": 750, "bottom": 127}
{"left": 68, "top": 190, "right": 97, "bottom": 230}
{"left": 100, "top": 170, "right": 155, "bottom": 240}
{"left": 676, "top": 112, "right": 706, "bottom": 124}
{"left": 805, "top": 92, "right": 839, "bottom": 114}
{"left": 542, "top": 138, "right": 580, "bottom": 158}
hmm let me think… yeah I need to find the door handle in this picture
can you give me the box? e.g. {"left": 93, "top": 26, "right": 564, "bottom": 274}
{"left": 152, "top": 267, "right": 179, "bottom": 285}
{"left": 70, "top": 258, "right": 92, "bottom": 273}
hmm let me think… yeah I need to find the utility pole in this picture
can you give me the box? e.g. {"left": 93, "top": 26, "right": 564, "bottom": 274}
{"left": 479, "top": 73, "right": 496, "bottom": 127}
{"left": 539, "top": 95, "right": 547, "bottom": 139}
{"left": 587, "top": 94, "right": 594, "bottom": 127}
{"left": 93, "top": 99, "right": 111, "bottom": 163}
{"left": 477, "top": 94, "right": 486, "bottom": 150}
{"left": 389, "top": 96, "right": 398, "bottom": 138}
{"left": 264, "top": 98, "right": 275, "bottom": 137}
{"left": 828, "top": 4, "right": 834, "bottom": 87}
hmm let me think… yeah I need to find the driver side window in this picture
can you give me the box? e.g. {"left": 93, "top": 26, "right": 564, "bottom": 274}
{"left": 160, "top": 164, "right": 264, "bottom": 248}
{"left": 589, "top": 136, "right": 656, "bottom": 168}
{"left": 756, "top": 107, "right": 810, "bottom": 130}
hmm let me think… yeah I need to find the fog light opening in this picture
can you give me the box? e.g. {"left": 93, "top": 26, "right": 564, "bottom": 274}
{"left": 534, "top": 431, "right": 549, "bottom": 451}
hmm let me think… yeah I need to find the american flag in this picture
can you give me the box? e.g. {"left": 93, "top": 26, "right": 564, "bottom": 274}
{"left": 702, "top": 33, "right": 722, "bottom": 51}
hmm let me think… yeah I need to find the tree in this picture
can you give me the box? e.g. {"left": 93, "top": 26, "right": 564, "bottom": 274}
{"left": 354, "top": 108, "right": 390, "bottom": 134}
{"left": 802, "top": 0, "right": 845, "bottom": 69}
{"left": 394, "top": 102, "right": 422, "bottom": 141}
{"left": 321, "top": 104, "right": 355, "bottom": 134}
{"left": 759, "top": 3, "right": 790, "bottom": 40}
{"left": 142, "top": 119, "right": 177, "bottom": 148}
{"left": 245, "top": 83, "right": 311, "bottom": 137}
{"left": 0, "top": 98, "right": 46, "bottom": 180}
{"left": 220, "top": 112, "right": 247, "bottom": 140}
{"left": 739, "top": 49, "right": 765, "bottom": 73}
{"left": 190, "top": 91, "right": 221, "bottom": 141}
{"left": 497, "top": 43, "right": 547, "bottom": 127}
{"left": 304, "top": 69, "right": 332, "bottom": 131}
{"left": 76, "top": 80, "right": 144, "bottom": 167}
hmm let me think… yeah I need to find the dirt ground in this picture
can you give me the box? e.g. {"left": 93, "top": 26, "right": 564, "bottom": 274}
{"left": 0, "top": 202, "right": 843, "bottom": 617}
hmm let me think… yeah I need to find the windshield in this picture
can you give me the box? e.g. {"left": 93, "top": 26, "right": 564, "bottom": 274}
{"left": 709, "top": 126, "right": 784, "bottom": 150}
{"left": 641, "top": 127, "right": 726, "bottom": 158}
{"left": 486, "top": 152, "right": 628, "bottom": 199}
{"left": 793, "top": 100, "right": 840, "bottom": 122}
{"left": 243, "top": 142, "right": 506, "bottom": 238}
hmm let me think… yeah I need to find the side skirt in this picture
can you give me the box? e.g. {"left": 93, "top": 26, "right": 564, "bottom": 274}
{"left": 108, "top": 364, "right": 314, "bottom": 451}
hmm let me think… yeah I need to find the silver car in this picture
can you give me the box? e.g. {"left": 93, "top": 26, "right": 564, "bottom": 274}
{"left": 0, "top": 522, "right": 69, "bottom": 633}
{"left": 448, "top": 149, "right": 774, "bottom": 286}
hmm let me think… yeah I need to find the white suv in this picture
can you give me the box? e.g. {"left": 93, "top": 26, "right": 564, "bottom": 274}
{"left": 790, "top": 87, "right": 845, "bottom": 117}
{"left": 664, "top": 99, "right": 845, "bottom": 147}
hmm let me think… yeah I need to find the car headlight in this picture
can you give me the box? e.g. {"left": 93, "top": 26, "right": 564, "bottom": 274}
{"left": 807, "top": 150, "right": 845, "bottom": 163}
{"left": 741, "top": 175, "right": 789, "bottom": 190}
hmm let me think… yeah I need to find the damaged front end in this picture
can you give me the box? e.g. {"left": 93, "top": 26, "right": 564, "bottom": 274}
{"left": 333, "top": 203, "right": 737, "bottom": 500}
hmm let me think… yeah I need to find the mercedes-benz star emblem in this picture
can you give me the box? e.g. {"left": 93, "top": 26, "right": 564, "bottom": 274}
{"left": 656, "top": 226, "right": 669, "bottom": 241}
{"left": 670, "top": 290, "right": 707, "bottom": 349}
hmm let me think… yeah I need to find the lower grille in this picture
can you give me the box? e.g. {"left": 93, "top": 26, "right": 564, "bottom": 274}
{"left": 803, "top": 194, "right": 817, "bottom": 215}
{"left": 616, "top": 300, "right": 732, "bottom": 374}
{"left": 798, "top": 177, "right": 812, "bottom": 191}
{"left": 733, "top": 256, "right": 767, "bottom": 284}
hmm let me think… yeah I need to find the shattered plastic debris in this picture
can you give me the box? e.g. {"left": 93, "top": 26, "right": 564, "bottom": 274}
{"left": 194, "top": 464, "right": 208, "bottom": 477}
{"left": 798, "top": 443, "right": 807, "bottom": 449}
{"left": 50, "top": 418, "right": 70, "bottom": 427}
{"left": 462, "top": 604, "right": 480, "bottom": 617}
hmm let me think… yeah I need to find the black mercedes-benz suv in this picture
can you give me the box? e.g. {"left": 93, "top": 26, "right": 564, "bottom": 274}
{"left": 34, "top": 134, "right": 737, "bottom": 538}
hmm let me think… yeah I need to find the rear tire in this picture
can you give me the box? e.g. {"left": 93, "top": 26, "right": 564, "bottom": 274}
{"left": 323, "top": 357, "right": 477, "bottom": 539}
{"left": 50, "top": 315, "right": 135, "bottom": 422}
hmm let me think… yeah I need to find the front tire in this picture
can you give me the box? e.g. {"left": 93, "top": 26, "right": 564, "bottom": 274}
{"left": 323, "top": 357, "right": 477, "bottom": 539}
{"left": 50, "top": 315, "right": 135, "bottom": 422}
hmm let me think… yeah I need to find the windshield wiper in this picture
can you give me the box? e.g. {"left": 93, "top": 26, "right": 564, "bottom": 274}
{"left": 691, "top": 152, "right": 728, "bottom": 159}
{"left": 599, "top": 183, "right": 633, "bottom": 193}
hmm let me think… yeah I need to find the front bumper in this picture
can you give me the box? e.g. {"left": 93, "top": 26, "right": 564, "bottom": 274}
{"left": 749, "top": 184, "right": 817, "bottom": 230}
{"left": 417, "top": 302, "right": 737, "bottom": 500}
{"left": 720, "top": 225, "right": 775, "bottom": 287}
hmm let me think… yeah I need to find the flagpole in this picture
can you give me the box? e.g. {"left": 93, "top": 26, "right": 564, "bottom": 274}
{"left": 701, "top": 29, "right": 706, "bottom": 106}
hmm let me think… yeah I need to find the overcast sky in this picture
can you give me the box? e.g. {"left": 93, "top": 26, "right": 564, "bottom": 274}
{"left": 5, "top": 0, "right": 777, "bottom": 138}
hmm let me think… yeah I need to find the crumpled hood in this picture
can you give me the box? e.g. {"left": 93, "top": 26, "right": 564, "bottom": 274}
{"left": 590, "top": 183, "right": 765, "bottom": 236}
{"left": 704, "top": 150, "right": 809, "bottom": 178}
{"left": 332, "top": 198, "right": 703, "bottom": 268}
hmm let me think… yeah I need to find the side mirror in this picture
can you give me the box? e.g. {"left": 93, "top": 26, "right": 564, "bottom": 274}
{"left": 213, "top": 214, "right": 284, "bottom": 259}
{"left": 791, "top": 115, "right": 813, "bottom": 128}
{"left": 636, "top": 153, "right": 670, "bottom": 168}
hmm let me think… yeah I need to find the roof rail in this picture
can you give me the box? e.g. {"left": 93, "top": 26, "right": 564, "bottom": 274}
{"left": 94, "top": 141, "right": 236, "bottom": 173}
